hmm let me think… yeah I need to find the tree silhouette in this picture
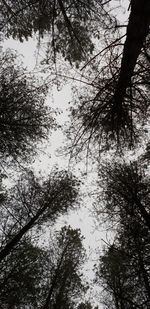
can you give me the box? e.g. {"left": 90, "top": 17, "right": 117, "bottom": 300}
{"left": 0, "top": 50, "right": 54, "bottom": 163}
{"left": 0, "top": 170, "right": 80, "bottom": 263}
{"left": 0, "top": 0, "right": 110, "bottom": 64}
{"left": 96, "top": 215, "right": 150, "bottom": 308}
{"left": 0, "top": 2, "right": 150, "bottom": 308}
{"left": 95, "top": 158, "right": 150, "bottom": 308}
{"left": 97, "top": 160, "right": 150, "bottom": 230}
{"left": 66, "top": 1, "right": 150, "bottom": 155}
{"left": 110, "top": 0, "right": 150, "bottom": 135}
{"left": 42, "top": 226, "right": 86, "bottom": 309}
{"left": 0, "top": 238, "right": 48, "bottom": 308}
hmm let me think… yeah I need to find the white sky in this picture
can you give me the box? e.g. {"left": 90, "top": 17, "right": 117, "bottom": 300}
{"left": 2, "top": 2, "right": 129, "bottom": 306}
{"left": 3, "top": 37, "right": 109, "bottom": 306}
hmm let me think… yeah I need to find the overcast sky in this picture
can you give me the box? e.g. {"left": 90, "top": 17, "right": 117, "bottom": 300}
{"left": 2, "top": 2, "right": 129, "bottom": 306}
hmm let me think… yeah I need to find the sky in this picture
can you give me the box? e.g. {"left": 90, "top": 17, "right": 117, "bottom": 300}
{"left": 3, "top": 36, "right": 109, "bottom": 306}
{"left": 2, "top": 1, "right": 129, "bottom": 306}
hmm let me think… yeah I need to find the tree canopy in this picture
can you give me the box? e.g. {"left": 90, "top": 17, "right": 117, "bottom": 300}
{"left": 0, "top": 169, "right": 80, "bottom": 263}
{"left": 0, "top": 49, "right": 55, "bottom": 163}
{"left": 0, "top": 226, "right": 87, "bottom": 309}
{"left": 0, "top": 1, "right": 149, "bottom": 309}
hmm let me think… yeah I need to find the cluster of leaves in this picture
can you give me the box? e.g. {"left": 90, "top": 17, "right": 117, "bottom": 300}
{"left": 0, "top": 0, "right": 113, "bottom": 64}
{"left": 0, "top": 49, "right": 55, "bottom": 163}
{"left": 0, "top": 13, "right": 88, "bottom": 306}
{"left": 0, "top": 226, "right": 89, "bottom": 309}
{"left": 0, "top": 169, "right": 80, "bottom": 262}
{"left": 42, "top": 226, "right": 87, "bottom": 309}
{"left": 0, "top": 163, "right": 92, "bottom": 309}
{"left": 0, "top": 239, "right": 48, "bottom": 308}
{"left": 66, "top": 1, "right": 150, "bottom": 155}
{"left": 1, "top": 1, "right": 150, "bottom": 151}
{"left": 0, "top": 1, "right": 150, "bottom": 309}
{"left": 95, "top": 159, "right": 150, "bottom": 308}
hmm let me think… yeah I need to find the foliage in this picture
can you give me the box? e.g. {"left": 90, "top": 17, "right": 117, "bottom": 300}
{"left": 95, "top": 158, "right": 150, "bottom": 308}
{"left": 67, "top": 37, "right": 150, "bottom": 158}
{"left": 0, "top": 1, "right": 150, "bottom": 309}
{"left": 0, "top": 238, "right": 49, "bottom": 308}
{"left": 1, "top": 1, "right": 150, "bottom": 149}
{"left": 77, "top": 302, "right": 98, "bottom": 309}
{"left": 0, "top": 0, "right": 113, "bottom": 64}
{"left": 0, "top": 169, "right": 80, "bottom": 262}
{"left": 96, "top": 219, "right": 150, "bottom": 308}
{"left": 65, "top": 1, "right": 150, "bottom": 156}
{"left": 96, "top": 160, "right": 150, "bottom": 230}
{"left": 0, "top": 226, "right": 87, "bottom": 309}
{"left": 0, "top": 49, "right": 55, "bottom": 162}
{"left": 42, "top": 225, "right": 87, "bottom": 309}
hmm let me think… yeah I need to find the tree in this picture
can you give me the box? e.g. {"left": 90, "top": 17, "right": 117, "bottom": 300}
{"left": 77, "top": 302, "right": 98, "bottom": 309}
{"left": 0, "top": 226, "right": 87, "bottom": 309}
{"left": 68, "top": 39, "right": 150, "bottom": 158}
{"left": 42, "top": 226, "right": 86, "bottom": 309}
{"left": 95, "top": 158, "right": 150, "bottom": 308}
{"left": 142, "top": 142, "right": 150, "bottom": 163}
{"left": 96, "top": 160, "right": 150, "bottom": 230}
{"left": 0, "top": 2, "right": 150, "bottom": 309}
{"left": 0, "top": 0, "right": 111, "bottom": 64}
{"left": 0, "top": 49, "right": 54, "bottom": 163}
{"left": 66, "top": 1, "right": 150, "bottom": 156}
{"left": 0, "top": 169, "right": 80, "bottom": 263}
{"left": 0, "top": 237, "right": 49, "bottom": 308}
{"left": 1, "top": 1, "right": 150, "bottom": 150}
{"left": 109, "top": 0, "right": 150, "bottom": 135}
{"left": 95, "top": 216, "right": 150, "bottom": 308}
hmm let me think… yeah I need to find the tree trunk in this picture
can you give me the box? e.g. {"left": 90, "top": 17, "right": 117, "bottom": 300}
{"left": 138, "top": 250, "right": 150, "bottom": 300}
{"left": 0, "top": 203, "right": 47, "bottom": 263}
{"left": 42, "top": 244, "right": 69, "bottom": 309}
{"left": 113, "top": 0, "right": 150, "bottom": 108}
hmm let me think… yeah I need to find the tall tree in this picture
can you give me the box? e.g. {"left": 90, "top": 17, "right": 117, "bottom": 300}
{"left": 66, "top": 1, "right": 150, "bottom": 156}
{"left": 0, "top": 0, "right": 111, "bottom": 64}
{"left": 95, "top": 158, "right": 150, "bottom": 308}
{"left": 0, "top": 49, "right": 54, "bottom": 163}
{"left": 95, "top": 217, "right": 150, "bottom": 308}
{"left": 97, "top": 160, "right": 150, "bottom": 230}
{"left": 0, "top": 227, "right": 88, "bottom": 309}
{"left": 0, "top": 169, "right": 80, "bottom": 263}
{"left": 42, "top": 226, "right": 86, "bottom": 309}
{"left": 1, "top": 1, "right": 149, "bottom": 149}
{"left": 110, "top": 0, "right": 150, "bottom": 135}
{"left": 0, "top": 237, "right": 49, "bottom": 309}
{"left": 68, "top": 37, "right": 150, "bottom": 157}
